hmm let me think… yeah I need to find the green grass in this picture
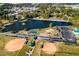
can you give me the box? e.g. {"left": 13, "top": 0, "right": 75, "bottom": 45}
{"left": 0, "top": 36, "right": 17, "bottom": 56}
{"left": 54, "top": 42, "right": 79, "bottom": 56}
{"left": 0, "top": 36, "right": 79, "bottom": 56}
{"left": 32, "top": 40, "right": 43, "bottom": 56}
{"left": 16, "top": 45, "right": 29, "bottom": 56}
{"left": 41, "top": 42, "right": 79, "bottom": 56}
{"left": 0, "top": 36, "right": 29, "bottom": 56}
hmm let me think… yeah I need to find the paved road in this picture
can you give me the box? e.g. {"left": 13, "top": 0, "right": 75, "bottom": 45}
{"left": 0, "top": 33, "right": 63, "bottom": 41}
{"left": 0, "top": 28, "right": 77, "bottom": 43}
{"left": 0, "top": 33, "right": 29, "bottom": 38}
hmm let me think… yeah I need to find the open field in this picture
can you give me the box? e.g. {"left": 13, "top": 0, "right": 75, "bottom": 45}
{"left": 0, "top": 36, "right": 28, "bottom": 56}
{"left": 0, "top": 36, "right": 79, "bottom": 56}
{"left": 0, "top": 3, "right": 79, "bottom": 56}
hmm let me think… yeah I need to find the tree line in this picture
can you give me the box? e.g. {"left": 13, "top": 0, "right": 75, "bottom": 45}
{"left": 0, "top": 3, "right": 79, "bottom": 28}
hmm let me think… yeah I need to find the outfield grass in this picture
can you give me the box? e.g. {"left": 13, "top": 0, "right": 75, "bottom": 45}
{"left": 0, "top": 36, "right": 17, "bottom": 56}
{"left": 54, "top": 42, "right": 79, "bottom": 56}
{"left": 32, "top": 40, "right": 43, "bottom": 56}
{"left": 0, "top": 36, "right": 79, "bottom": 56}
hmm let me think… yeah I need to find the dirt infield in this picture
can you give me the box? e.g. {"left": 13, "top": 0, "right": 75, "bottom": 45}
{"left": 5, "top": 38, "right": 26, "bottom": 52}
{"left": 41, "top": 42, "right": 57, "bottom": 54}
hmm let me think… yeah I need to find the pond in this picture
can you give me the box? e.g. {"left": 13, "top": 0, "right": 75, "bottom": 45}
{"left": 2, "top": 19, "right": 73, "bottom": 32}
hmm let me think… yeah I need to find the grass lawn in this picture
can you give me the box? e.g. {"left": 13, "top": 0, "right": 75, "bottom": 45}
{"left": 0, "top": 36, "right": 16, "bottom": 56}
{"left": 0, "top": 36, "right": 79, "bottom": 56}
{"left": 31, "top": 40, "right": 79, "bottom": 56}
{"left": 32, "top": 40, "right": 44, "bottom": 56}
{"left": 54, "top": 42, "right": 79, "bottom": 56}
{"left": 41, "top": 42, "right": 79, "bottom": 56}
{"left": 0, "top": 36, "right": 29, "bottom": 56}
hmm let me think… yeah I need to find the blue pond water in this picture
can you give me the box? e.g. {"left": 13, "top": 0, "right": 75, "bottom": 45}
{"left": 1, "top": 19, "right": 76, "bottom": 43}
{"left": 2, "top": 19, "right": 72, "bottom": 32}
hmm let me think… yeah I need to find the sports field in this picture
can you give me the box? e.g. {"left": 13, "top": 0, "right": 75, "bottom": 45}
{"left": 0, "top": 36, "right": 79, "bottom": 56}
